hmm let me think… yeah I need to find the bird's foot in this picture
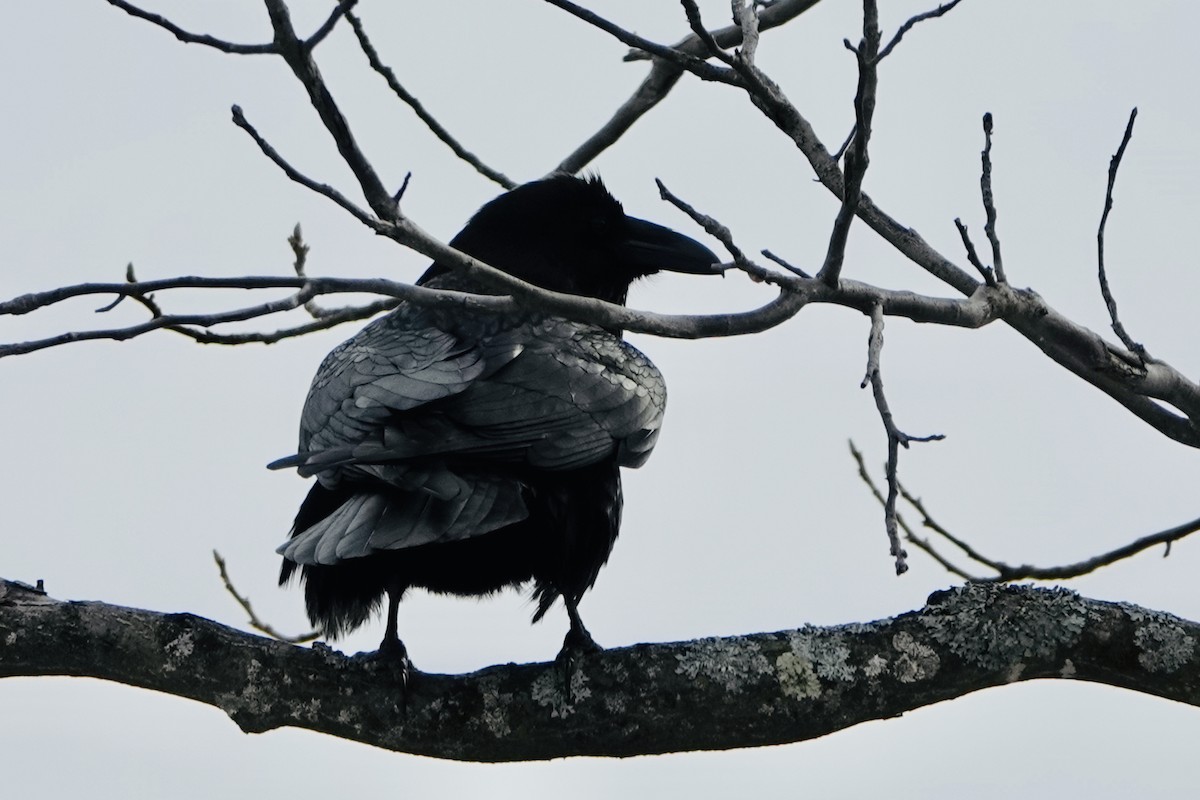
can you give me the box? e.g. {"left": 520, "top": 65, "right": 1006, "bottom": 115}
{"left": 356, "top": 636, "right": 414, "bottom": 705}
{"left": 560, "top": 624, "right": 602, "bottom": 656}
{"left": 554, "top": 626, "right": 602, "bottom": 701}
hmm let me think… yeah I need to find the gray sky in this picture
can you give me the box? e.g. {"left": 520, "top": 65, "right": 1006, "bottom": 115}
{"left": 3, "top": 1, "right": 1199, "bottom": 796}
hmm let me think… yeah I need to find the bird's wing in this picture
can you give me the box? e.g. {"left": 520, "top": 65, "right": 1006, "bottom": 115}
{"left": 273, "top": 313, "right": 665, "bottom": 478}
{"left": 273, "top": 311, "right": 665, "bottom": 563}
{"left": 434, "top": 318, "right": 666, "bottom": 471}
{"left": 269, "top": 306, "right": 526, "bottom": 473}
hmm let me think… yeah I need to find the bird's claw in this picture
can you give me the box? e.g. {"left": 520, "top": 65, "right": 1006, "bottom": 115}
{"left": 554, "top": 627, "right": 602, "bottom": 701}
{"left": 358, "top": 636, "right": 414, "bottom": 709}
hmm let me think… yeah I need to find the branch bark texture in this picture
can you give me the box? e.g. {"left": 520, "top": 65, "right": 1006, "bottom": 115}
{"left": 2, "top": 579, "right": 1195, "bottom": 762}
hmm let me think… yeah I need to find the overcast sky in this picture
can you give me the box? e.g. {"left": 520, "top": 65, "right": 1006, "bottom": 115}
{"left": 4, "top": 1, "right": 1199, "bottom": 797}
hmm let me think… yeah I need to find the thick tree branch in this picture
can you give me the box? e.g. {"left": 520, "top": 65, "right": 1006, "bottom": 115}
{"left": 3, "top": 579, "right": 1197, "bottom": 761}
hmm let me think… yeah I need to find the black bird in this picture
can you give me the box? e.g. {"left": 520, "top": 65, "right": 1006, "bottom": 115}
{"left": 272, "top": 175, "right": 720, "bottom": 665}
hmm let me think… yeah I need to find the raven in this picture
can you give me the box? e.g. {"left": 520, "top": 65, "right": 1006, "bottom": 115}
{"left": 272, "top": 175, "right": 719, "bottom": 666}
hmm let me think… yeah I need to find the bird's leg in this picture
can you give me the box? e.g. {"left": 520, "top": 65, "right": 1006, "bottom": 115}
{"left": 555, "top": 595, "right": 602, "bottom": 700}
{"left": 562, "top": 596, "right": 602, "bottom": 654}
{"left": 372, "top": 586, "right": 412, "bottom": 697}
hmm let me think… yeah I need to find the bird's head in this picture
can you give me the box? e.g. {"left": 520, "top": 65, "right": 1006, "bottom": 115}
{"left": 421, "top": 175, "right": 723, "bottom": 305}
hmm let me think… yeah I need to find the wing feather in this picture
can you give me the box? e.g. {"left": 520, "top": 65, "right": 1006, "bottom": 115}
{"left": 275, "top": 309, "right": 665, "bottom": 563}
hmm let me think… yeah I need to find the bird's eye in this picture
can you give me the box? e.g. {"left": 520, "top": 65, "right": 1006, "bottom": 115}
{"left": 589, "top": 217, "right": 611, "bottom": 236}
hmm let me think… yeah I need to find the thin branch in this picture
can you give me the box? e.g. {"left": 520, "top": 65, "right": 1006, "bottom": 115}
{"left": 979, "top": 112, "right": 1006, "bottom": 283}
{"left": 655, "top": 179, "right": 747, "bottom": 265}
{"left": 542, "top": 0, "right": 740, "bottom": 85}
{"left": 160, "top": 298, "right": 399, "bottom": 347}
{"left": 860, "top": 303, "right": 945, "bottom": 575}
{"left": 1097, "top": 107, "right": 1147, "bottom": 361}
{"left": 817, "top": 0, "right": 880, "bottom": 286}
{"left": 832, "top": 125, "right": 857, "bottom": 162}
{"left": 231, "top": 105, "right": 378, "bottom": 226}
{"left": 953, "top": 218, "right": 995, "bottom": 286}
{"left": 262, "top": 0, "right": 398, "bottom": 219}
{"left": 304, "top": 0, "right": 357, "bottom": 50}
{"left": 1000, "top": 515, "right": 1200, "bottom": 581}
{"left": 213, "top": 551, "right": 318, "bottom": 644}
{"left": 855, "top": 440, "right": 1200, "bottom": 582}
{"left": 346, "top": 12, "right": 517, "bottom": 190}
{"left": 683, "top": 0, "right": 1199, "bottom": 453}
{"left": 554, "top": 62, "right": 687, "bottom": 175}
{"left": 849, "top": 441, "right": 981, "bottom": 580}
{"left": 876, "top": 0, "right": 966, "bottom": 62}
{"left": 897, "top": 484, "right": 1007, "bottom": 571}
{"left": 555, "top": 0, "right": 821, "bottom": 174}
{"left": 624, "top": 0, "right": 822, "bottom": 63}
{"left": 898, "top": 485, "right": 1200, "bottom": 583}
{"left": 680, "top": 0, "right": 737, "bottom": 65}
{"left": 2, "top": 288, "right": 318, "bottom": 358}
{"left": 761, "top": 249, "right": 812, "bottom": 279}
{"left": 106, "top": 0, "right": 277, "bottom": 54}
{"left": 286, "top": 224, "right": 326, "bottom": 320}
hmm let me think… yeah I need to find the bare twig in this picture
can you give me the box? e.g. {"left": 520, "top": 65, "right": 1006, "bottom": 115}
{"left": 953, "top": 218, "right": 995, "bottom": 285}
{"left": 554, "top": 63, "right": 686, "bottom": 175}
{"left": 262, "top": 0, "right": 398, "bottom": 219}
{"left": 1097, "top": 108, "right": 1148, "bottom": 361}
{"left": 655, "top": 179, "right": 747, "bottom": 265}
{"left": 761, "top": 249, "right": 811, "bottom": 279}
{"left": 3, "top": 288, "right": 319, "bottom": 358}
{"left": 848, "top": 441, "right": 981, "bottom": 580}
{"left": 212, "top": 550, "right": 318, "bottom": 643}
{"left": 853, "top": 442, "right": 1200, "bottom": 582}
{"left": 346, "top": 12, "right": 516, "bottom": 190}
{"left": 897, "top": 485, "right": 1200, "bottom": 582}
{"left": 876, "top": 0, "right": 966, "bottom": 62}
{"left": 232, "top": 106, "right": 378, "bottom": 226}
{"left": 817, "top": 0, "right": 880, "bottom": 287}
{"left": 832, "top": 125, "right": 857, "bottom": 162}
{"left": 106, "top": 0, "right": 277, "bottom": 54}
{"left": 304, "top": 0, "right": 357, "bottom": 50}
{"left": 994, "top": 514, "right": 1200, "bottom": 581}
{"left": 286, "top": 224, "right": 330, "bottom": 320}
{"left": 897, "top": 484, "right": 1004, "bottom": 571}
{"left": 860, "top": 303, "right": 944, "bottom": 575}
{"left": 680, "top": 0, "right": 737, "bottom": 66}
{"left": 30, "top": 0, "right": 1200, "bottom": 454}
{"left": 624, "top": 0, "right": 821, "bottom": 63}
{"left": 979, "top": 113, "right": 1006, "bottom": 283}
{"left": 542, "top": 0, "right": 739, "bottom": 84}
{"left": 555, "top": 0, "right": 821, "bottom": 174}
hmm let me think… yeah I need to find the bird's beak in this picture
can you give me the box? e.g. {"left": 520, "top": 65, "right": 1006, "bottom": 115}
{"left": 621, "top": 217, "right": 726, "bottom": 275}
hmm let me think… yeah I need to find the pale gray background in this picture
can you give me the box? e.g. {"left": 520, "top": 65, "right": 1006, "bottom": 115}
{"left": 3, "top": 1, "right": 1199, "bottom": 796}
